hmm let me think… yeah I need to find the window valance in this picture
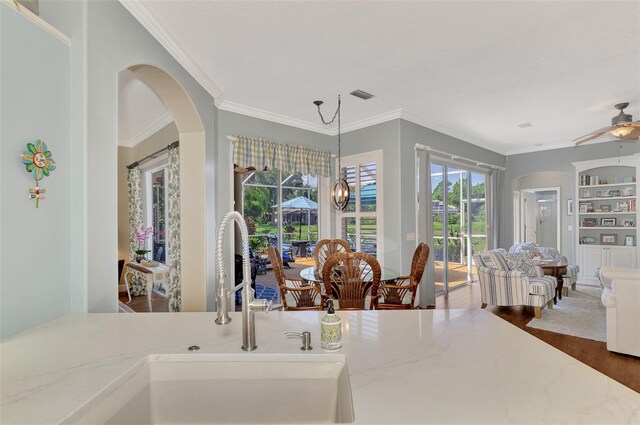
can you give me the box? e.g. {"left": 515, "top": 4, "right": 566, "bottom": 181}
{"left": 232, "top": 135, "right": 332, "bottom": 177}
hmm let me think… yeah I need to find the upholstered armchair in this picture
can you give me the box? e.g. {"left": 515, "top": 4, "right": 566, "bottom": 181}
{"left": 474, "top": 249, "right": 557, "bottom": 319}
{"left": 509, "top": 243, "right": 580, "bottom": 296}
{"left": 600, "top": 267, "right": 640, "bottom": 357}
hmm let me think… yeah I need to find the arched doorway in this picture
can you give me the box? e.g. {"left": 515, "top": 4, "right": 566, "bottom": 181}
{"left": 118, "top": 64, "right": 206, "bottom": 312}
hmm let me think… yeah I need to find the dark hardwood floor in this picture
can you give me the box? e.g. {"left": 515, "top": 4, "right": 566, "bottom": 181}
{"left": 437, "top": 282, "right": 640, "bottom": 394}
{"left": 119, "top": 282, "right": 639, "bottom": 393}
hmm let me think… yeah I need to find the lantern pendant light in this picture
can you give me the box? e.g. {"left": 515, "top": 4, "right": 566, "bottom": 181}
{"left": 314, "top": 95, "right": 350, "bottom": 211}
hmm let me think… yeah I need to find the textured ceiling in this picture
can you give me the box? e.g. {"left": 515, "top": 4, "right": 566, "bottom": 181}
{"left": 122, "top": 1, "right": 640, "bottom": 154}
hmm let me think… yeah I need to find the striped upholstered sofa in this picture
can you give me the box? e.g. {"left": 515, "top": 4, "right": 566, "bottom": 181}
{"left": 509, "top": 243, "right": 579, "bottom": 296}
{"left": 473, "top": 248, "right": 557, "bottom": 319}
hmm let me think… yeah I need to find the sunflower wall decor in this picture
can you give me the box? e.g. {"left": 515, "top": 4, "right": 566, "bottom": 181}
{"left": 19, "top": 140, "right": 56, "bottom": 208}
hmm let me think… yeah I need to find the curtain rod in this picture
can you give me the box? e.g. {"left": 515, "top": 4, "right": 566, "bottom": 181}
{"left": 127, "top": 141, "right": 179, "bottom": 169}
{"left": 226, "top": 135, "right": 337, "bottom": 158}
{"left": 414, "top": 143, "right": 505, "bottom": 171}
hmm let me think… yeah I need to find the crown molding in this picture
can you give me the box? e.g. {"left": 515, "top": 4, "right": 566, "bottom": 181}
{"left": 216, "top": 100, "right": 334, "bottom": 135}
{"left": 505, "top": 140, "right": 576, "bottom": 156}
{"left": 399, "top": 109, "right": 505, "bottom": 155}
{"left": 119, "top": 112, "right": 173, "bottom": 148}
{"left": 119, "top": 0, "right": 222, "bottom": 98}
{"left": 2, "top": 0, "right": 70, "bottom": 44}
{"left": 340, "top": 109, "right": 403, "bottom": 134}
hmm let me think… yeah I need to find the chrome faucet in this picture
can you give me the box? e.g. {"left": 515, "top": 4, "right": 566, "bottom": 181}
{"left": 215, "top": 211, "right": 272, "bottom": 351}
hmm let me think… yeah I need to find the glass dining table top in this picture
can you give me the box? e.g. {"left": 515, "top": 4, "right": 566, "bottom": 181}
{"left": 300, "top": 266, "right": 401, "bottom": 283}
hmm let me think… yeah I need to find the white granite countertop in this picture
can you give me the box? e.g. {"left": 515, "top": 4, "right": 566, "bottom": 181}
{"left": 1, "top": 310, "right": 639, "bottom": 424}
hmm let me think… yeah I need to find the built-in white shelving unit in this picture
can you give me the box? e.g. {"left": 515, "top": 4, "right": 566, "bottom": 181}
{"left": 573, "top": 154, "right": 639, "bottom": 284}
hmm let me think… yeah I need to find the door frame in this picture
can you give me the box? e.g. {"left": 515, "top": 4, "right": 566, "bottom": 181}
{"left": 430, "top": 157, "right": 490, "bottom": 292}
{"left": 519, "top": 186, "right": 561, "bottom": 251}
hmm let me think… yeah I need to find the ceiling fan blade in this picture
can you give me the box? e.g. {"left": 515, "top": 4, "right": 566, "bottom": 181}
{"left": 620, "top": 127, "right": 640, "bottom": 140}
{"left": 573, "top": 125, "right": 616, "bottom": 145}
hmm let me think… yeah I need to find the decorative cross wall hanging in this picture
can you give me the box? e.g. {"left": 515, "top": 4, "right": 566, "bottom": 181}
{"left": 20, "top": 140, "right": 56, "bottom": 208}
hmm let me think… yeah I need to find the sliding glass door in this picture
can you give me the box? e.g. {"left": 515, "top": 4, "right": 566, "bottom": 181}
{"left": 431, "top": 161, "right": 488, "bottom": 292}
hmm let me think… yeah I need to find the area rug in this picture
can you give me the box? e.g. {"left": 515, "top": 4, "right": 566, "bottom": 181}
{"left": 526, "top": 285, "right": 606, "bottom": 342}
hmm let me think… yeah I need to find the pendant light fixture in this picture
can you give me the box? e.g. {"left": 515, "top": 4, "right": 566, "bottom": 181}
{"left": 314, "top": 95, "right": 350, "bottom": 211}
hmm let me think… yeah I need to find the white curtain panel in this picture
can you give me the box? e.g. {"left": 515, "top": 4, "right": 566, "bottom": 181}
{"left": 491, "top": 168, "right": 505, "bottom": 249}
{"left": 167, "top": 144, "right": 182, "bottom": 312}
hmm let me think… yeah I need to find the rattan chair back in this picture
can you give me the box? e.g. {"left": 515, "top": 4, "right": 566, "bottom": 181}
{"left": 376, "top": 243, "right": 430, "bottom": 309}
{"left": 313, "top": 239, "right": 351, "bottom": 275}
{"left": 321, "top": 252, "right": 381, "bottom": 310}
{"left": 267, "top": 246, "right": 322, "bottom": 310}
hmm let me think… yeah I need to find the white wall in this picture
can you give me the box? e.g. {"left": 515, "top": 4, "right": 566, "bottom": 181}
{"left": 39, "top": 0, "right": 217, "bottom": 312}
{"left": 0, "top": 3, "right": 71, "bottom": 338}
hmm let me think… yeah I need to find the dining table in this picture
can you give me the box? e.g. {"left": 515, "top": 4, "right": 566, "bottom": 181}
{"left": 299, "top": 266, "right": 400, "bottom": 283}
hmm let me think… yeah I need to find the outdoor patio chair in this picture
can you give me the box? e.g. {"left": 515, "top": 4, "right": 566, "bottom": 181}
{"left": 267, "top": 234, "right": 295, "bottom": 268}
{"left": 322, "top": 252, "right": 381, "bottom": 310}
{"left": 374, "top": 243, "right": 429, "bottom": 310}
{"left": 313, "top": 239, "right": 351, "bottom": 275}
{"left": 268, "top": 246, "right": 323, "bottom": 310}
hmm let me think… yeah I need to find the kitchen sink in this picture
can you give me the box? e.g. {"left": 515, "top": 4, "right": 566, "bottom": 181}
{"left": 62, "top": 353, "right": 354, "bottom": 424}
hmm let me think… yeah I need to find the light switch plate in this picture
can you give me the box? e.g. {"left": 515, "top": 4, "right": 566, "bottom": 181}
{"left": 568, "top": 225, "right": 573, "bottom": 231}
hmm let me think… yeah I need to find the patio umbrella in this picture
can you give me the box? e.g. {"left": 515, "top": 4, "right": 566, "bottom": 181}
{"left": 273, "top": 196, "right": 318, "bottom": 239}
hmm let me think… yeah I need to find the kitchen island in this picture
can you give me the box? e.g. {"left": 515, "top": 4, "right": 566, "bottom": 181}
{"left": 1, "top": 309, "right": 639, "bottom": 423}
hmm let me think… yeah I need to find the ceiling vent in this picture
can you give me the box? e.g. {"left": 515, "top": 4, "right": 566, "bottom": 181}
{"left": 350, "top": 89, "right": 375, "bottom": 100}
{"left": 517, "top": 122, "right": 533, "bottom": 128}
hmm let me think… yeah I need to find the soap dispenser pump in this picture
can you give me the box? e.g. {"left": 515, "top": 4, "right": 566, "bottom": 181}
{"left": 321, "top": 300, "right": 342, "bottom": 351}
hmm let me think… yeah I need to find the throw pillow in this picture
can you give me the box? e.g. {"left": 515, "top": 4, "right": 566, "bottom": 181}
{"left": 509, "top": 242, "right": 541, "bottom": 260}
{"left": 537, "top": 247, "right": 562, "bottom": 262}
{"left": 505, "top": 252, "right": 539, "bottom": 278}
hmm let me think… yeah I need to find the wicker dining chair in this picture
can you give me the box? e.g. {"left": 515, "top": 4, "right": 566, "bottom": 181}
{"left": 267, "top": 246, "right": 323, "bottom": 311}
{"left": 374, "top": 243, "right": 430, "bottom": 310}
{"left": 313, "top": 239, "right": 351, "bottom": 275}
{"left": 321, "top": 252, "right": 381, "bottom": 310}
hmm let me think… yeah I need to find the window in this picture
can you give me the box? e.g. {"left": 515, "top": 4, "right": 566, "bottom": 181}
{"left": 145, "top": 164, "right": 168, "bottom": 263}
{"left": 242, "top": 170, "right": 320, "bottom": 254}
{"left": 337, "top": 151, "right": 383, "bottom": 263}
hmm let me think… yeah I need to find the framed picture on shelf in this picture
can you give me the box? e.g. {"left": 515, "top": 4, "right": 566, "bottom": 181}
{"left": 609, "top": 189, "right": 622, "bottom": 197}
{"left": 582, "top": 218, "right": 598, "bottom": 227}
{"left": 595, "top": 190, "right": 608, "bottom": 198}
{"left": 624, "top": 235, "right": 635, "bottom": 246}
{"left": 601, "top": 218, "right": 617, "bottom": 227}
{"left": 581, "top": 236, "right": 597, "bottom": 245}
{"left": 623, "top": 219, "right": 635, "bottom": 227}
{"left": 601, "top": 234, "right": 617, "bottom": 245}
{"left": 600, "top": 204, "right": 611, "bottom": 212}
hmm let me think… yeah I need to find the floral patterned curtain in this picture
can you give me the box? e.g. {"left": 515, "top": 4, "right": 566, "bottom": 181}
{"left": 233, "top": 136, "right": 332, "bottom": 177}
{"left": 127, "top": 167, "right": 144, "bottom": 259}
{"left": 167, "top": 144, "right": 182, "bottom": 312}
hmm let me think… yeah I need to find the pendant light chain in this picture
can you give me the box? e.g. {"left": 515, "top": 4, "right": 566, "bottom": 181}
{"left": 337, "top": 95, "right": 341, "bottom": 181}
{"left": 314, "top": 95, "right": 349, "bottom": 210}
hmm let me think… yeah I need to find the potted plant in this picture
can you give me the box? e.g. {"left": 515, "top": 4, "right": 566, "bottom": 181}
{"left": 134, "top": 226, "right": 154, "bottom": 262}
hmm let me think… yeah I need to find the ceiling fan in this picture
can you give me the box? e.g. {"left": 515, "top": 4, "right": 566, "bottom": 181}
{"left": 574, "top": 103, "right": 640, "bottom": 145}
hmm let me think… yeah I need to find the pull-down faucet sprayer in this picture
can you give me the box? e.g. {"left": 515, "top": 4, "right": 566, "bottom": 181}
{"left": 214, "top": 211, "right": 271, "bottom": 351}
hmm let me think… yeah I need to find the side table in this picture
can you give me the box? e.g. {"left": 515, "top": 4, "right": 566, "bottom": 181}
{"left": 539, "top": 261, "right": 568, "bottom": 304}
{"left": 124, "top": 262, "right": 169, "bottom": 311}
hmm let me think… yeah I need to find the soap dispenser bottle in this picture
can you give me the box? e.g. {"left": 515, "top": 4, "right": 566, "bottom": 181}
{"left": 321, "top": 300, "right": 342, "bottom": 351}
